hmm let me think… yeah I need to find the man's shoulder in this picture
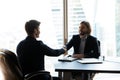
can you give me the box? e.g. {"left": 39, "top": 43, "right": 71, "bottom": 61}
{"left": 18, "top": 39, "right": 25, "bottom": 44}
{"left": 17, "top": 39, "right": 26, "bottom": 47}
{"left": 88, "top": 35, "right": 97, "bottom": 39}
{"left": 72, "top": 34, "right": 80, "bottom": 38}
{"left": 71, "top": 34, "right": 80, "bottom": 40}
{"left": 89, "top": 35, "right": 96, "bottom": 38}
{"left": 37, "top": 40, "right": 44, "bottom": 43}
{"left": 72, "top": 34, "right": 97, "bottom": 40}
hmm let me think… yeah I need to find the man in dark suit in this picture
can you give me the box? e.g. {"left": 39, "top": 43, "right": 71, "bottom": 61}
{"left": 16, "top": 20, "right": 66, "bottom": 80}
{"left": 65, "top": 21, "right": 100, "bottom": 80}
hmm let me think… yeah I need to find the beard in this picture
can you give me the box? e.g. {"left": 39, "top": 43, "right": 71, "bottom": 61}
{"left": 80, "top": 32, "right": 85, "bottom": 35}
{"left": 80, "top": 31, "right": 87, "bottom": 35}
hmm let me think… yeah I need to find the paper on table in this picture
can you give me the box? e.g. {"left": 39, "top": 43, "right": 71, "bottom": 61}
{"left": 58, "top": 55, "right": 77, "bottom": 62}
{"left": 77, "top": 58, "right": 103, "bottom": 64}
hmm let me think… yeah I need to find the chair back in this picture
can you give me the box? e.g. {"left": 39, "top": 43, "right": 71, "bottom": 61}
{"left": 97, "top": 40, "right": 101, "bottom": 55}
{"left": 25, "top": 71, "right": 51, "bottom": 80}
{"left": 0, "top": 49, "right": 52, "bottom": 80}
{"left": 0, "top": 49, "right": 23, "bottom": 80}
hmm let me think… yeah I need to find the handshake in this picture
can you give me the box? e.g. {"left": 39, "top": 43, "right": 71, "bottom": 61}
{"left": 62, "top": 45, "right": 68, "bottom": 56}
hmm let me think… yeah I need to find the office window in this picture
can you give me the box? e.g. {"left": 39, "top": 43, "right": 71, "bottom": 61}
{"left": 94, "top": 0, "right": 116, "bottom": 57}
{"left": 116, "top": 0, "right": 120, "bottom": 57}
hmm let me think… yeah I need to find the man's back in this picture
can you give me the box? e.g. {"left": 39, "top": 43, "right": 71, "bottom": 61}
{"left": 17, "top": 36, "right": 65, "bottom": 76}
{"left": 17, "top": 36, "right": 45, "bottom": 75}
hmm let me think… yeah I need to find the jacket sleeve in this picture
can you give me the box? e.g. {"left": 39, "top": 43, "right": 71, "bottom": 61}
{"left": 66, "top": 36, "right": 74, "bottom": 50}
{"left": 40, "top": 41, "right": 65, "bottom": 56}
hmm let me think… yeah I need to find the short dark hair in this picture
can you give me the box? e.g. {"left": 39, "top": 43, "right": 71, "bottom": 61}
{"left": 80, "top": 21, "right": 91, "bottom": 34}
{"left": 25, "top": 20, "right": 40, "bottom": 36}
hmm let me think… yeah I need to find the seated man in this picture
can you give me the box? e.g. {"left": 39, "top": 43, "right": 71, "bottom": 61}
{"left": 16, "top": 20, "right": 66, "bottom": 80}
{"left": 64, "top": 21, "right": 100, "bottom": 80}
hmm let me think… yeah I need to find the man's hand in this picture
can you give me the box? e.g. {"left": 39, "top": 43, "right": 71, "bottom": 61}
{"left": 62, "top": 45, "right": 67, "bottom": 56}
{"left": 64, "top": 52, "right": 68, "bottom": 56}
{"left": 72, "top": 54, "right": 84, "bottom": 59}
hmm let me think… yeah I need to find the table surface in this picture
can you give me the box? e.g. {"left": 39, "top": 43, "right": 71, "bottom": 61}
{"left": 55, "top": 60, "right": 120, "bottom": 73}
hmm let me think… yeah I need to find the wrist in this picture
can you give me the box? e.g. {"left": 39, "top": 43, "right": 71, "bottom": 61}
{"left": 63, "top": 45, "right": 67, "bottom": 52}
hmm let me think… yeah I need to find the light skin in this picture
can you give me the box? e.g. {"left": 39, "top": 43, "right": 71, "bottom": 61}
{"left": 32, "top": 27, "right": 40, "bottom": 39}
{"left": 72, "top": 23, "right": 89, "bottom": 59}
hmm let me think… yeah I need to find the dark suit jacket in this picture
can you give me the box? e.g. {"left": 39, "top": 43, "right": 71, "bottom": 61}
{"left": 66, "top": 34, "right": 100, "bottom": 58}
{"left": 17, "top": 36, "right": 65, "bottom": 75}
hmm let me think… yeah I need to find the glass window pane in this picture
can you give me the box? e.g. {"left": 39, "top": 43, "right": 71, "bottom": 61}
{"left": 95, "top": 0, "right": 116, "bottom": 57}
{"left": 116, "top": 0, "right": 120, "bottom": 57}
